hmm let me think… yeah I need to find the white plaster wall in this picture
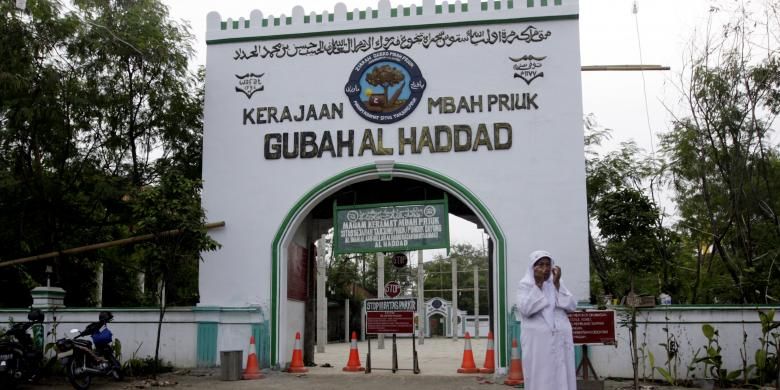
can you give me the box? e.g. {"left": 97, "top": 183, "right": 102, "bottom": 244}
{"left": 584, "top": 307, "right": 778, "bottom": 380}
{"left": 201, "top": 0, "right": 586, "bottom": 365}
{"left": 201, "top": 0, "right": 587, "bottom": 307}
{"left": 215, "top": 309, "right": 264, "bottom": 367}
{"left": 285, "top": 301, "right": 306, "bottom": 365}
{"left": 0, "top": 308, "right": 264, "bottom": 368}
{"left": 280, "top": 222, "right": 309, "bottom": 363}
{"left": 1, "top": 309, "right": 198, "bottom": 367}
{"left": 3, "top": 305, "right": 775, "bottom": 377}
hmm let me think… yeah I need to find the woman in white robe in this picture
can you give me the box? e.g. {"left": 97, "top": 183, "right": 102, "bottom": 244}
{"left": 515, "top": 250, "right": 577, "bottom": 390}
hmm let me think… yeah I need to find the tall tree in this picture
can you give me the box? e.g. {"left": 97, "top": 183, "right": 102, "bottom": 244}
{"left": 661, "top": 3, "right": 780, "bottom": 303}
{"left": 585, "top": 118, "right": 680, "bottom": 300}
{"left": 0, "top": 0, "right": 208, "bottom": 307}
{"left": 0, "top": 0, "right": 108, "bottom": 306}
{"left": 131, "top": 167, "right": 219, "bottom": 375}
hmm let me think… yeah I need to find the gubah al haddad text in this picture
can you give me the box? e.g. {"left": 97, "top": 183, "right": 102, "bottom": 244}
{"left": 262, "top": 123, "right": 513, "bottom": 159}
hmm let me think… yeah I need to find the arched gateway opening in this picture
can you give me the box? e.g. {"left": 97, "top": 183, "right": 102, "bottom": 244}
{"left": 271, "top": 162, "right": 508, "bottom": 368}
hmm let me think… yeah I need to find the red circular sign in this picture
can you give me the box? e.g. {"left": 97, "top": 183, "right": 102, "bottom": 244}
{"left": 384, "top": 281, "right": 401, "bottom": 298}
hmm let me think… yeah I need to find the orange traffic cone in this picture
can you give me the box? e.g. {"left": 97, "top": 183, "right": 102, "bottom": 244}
{"left": 479, "top": 331, "right": 495, "bottom": 374}
{"left": 287, "top": 331, "right": 308, "bottom": 373}
{"left": 242, "top": 335, "right": 263, "bottom": 380}
{"left": 342, "top": 331, "right": 365, "bottom": 372}
{"left": 457, "top": 332, "right": 480, "bottom": 373}
{"left": 504, "top": 338, "right": 524, "bottom": 386}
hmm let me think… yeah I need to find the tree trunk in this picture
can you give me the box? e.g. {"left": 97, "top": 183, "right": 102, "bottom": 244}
{"left": 154, "top": 279, "right": 166, "bottom": 378}
{"left": 630, "top": 279, "right": 639, "bottom": 389}
{"left": 692, "top": 247, "right": 703, "bottom": 303}
{"left": 588, "top": 228, "right": 614, "bottom": 297}
{"left": 631, "top": 308, "right": 639, "bottom": 389}
{"left": 713, "top": 238, "right": 746, "bottom": 302}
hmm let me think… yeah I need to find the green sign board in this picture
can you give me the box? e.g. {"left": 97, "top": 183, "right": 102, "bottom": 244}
{"left": 333, "top": 199, "right": 450, "bottom": 254}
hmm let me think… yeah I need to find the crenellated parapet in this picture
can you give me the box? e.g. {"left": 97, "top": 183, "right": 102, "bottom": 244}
{"left": 206, "top": 0, "right": 578, "bottom": 43}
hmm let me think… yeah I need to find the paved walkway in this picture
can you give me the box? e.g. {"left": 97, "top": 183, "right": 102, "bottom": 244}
{"left": 23, "top": 339, "right": 769, "bottom": 389}
{"left": 311, "top": 336, "right": 479, "bottom": 375}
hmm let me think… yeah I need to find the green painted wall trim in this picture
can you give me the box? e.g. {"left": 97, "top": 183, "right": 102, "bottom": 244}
{"left": 31, "top": 291, "right": 66, "bottom": 296}
{"left": 207, "top": 14, "right": 578, "bottom": 45}
{"left": 196, "top": 322, "right": 218, "bottom": 368}
{"left": 271, "top": 163, "right": 508, "bottom": 366}
{"left": 615, "top": 304, "right": 780, "bottom": 311}
{"left": 252, "top": 322, "right": 271, "bottom": 368}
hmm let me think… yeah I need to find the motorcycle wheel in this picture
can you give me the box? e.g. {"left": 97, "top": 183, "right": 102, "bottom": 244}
{"left": 0, "top": 375, "right": 18, "bottom": 390}
{"left": 66, "top": 358, "right": 92, "bottom": 390}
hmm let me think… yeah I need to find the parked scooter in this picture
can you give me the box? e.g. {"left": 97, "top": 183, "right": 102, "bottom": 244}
{"left": 55, "top": 311, "right": 122, "bottom": 390}
{"left": 0, "top": 308, "right": 46, "bottom": 389}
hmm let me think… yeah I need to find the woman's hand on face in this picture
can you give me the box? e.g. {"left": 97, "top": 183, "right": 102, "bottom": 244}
{"left": 552, "top": 266, "right": 561, "bottom": 290}
{"left": 534, "top": 274, "right": 544, "bottom": 289}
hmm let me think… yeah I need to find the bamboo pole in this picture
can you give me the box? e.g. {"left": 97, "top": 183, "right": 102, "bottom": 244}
{"left": 582, "top": 64, "right": 670, "bottom": 71}
{"left": 0, "top": 221, "right": 225, "bottom": 268}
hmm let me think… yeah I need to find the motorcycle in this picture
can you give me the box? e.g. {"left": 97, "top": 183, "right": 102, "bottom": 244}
{"left": 55, "top": 311, "right": 122, "bottom": 390}
{"left": 0, "top": 308, "right": 46, "bottom": 389}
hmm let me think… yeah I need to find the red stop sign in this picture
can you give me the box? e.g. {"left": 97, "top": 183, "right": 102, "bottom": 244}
{"left": 392, "top": 253, "right": 408, "bottom": 268}
{"left": 384, "top": 281, "right": 401, "bottom": 298}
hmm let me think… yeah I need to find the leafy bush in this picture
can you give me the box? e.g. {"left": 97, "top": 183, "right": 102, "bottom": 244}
{"left": 123, "top": 357, "right": 174, "bottom": 377}
{"left": 695, "top": 324, "right": 742, "bottom": 387}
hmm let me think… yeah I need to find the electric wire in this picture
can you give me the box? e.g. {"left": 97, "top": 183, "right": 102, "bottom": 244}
{"left": 633, "top": 0, "right": 665, "bottom": 209}
{"left": 633, "top": 0, "right": 657, "bottom": 160}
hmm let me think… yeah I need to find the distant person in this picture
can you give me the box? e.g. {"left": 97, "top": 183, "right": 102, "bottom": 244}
{"left": 516, "top": 250, "right": 577, "bottom": 390}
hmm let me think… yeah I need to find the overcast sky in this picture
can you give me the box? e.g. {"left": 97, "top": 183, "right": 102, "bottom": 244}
{"left": 160, "top": 0, "right": 717, "bottom": 257}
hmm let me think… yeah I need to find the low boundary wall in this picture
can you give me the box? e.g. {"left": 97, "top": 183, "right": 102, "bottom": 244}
{"left": 0, "top": 306, "right": 269, "bottom": 369}
{"left": 510, "top": 304, "right": 780, "bottom": 380}
{"left": 2, "top": 304, "right": 777, "bottom": 378}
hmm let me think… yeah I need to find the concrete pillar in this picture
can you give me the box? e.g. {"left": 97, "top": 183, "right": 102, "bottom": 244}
{"left": 316, "top": 236, "right": 327, "bottom": 353}
{"left": 30, "top": 287, "right": 66, "bottom": 309}
{"left": 473, "top": 265, "right": 479, "bottom": 338}
{"left": 376, "top": 252, "right": 384, "bottom": 349}
{"left": 344, "top": 298, "right": 350, "bottom": 342}
{"left": 451, "top": 257, "right": 458, "bottom": 341}
{"left": 417, "top": 249, "right": 425, "bottom": 345}
{"left": 361, "top": 301, "right": 366, "bottom": 341}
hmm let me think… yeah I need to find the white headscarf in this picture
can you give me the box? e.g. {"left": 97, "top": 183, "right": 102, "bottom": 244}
{"left": 520, "top": 250, "right": 556, "bottom": 329}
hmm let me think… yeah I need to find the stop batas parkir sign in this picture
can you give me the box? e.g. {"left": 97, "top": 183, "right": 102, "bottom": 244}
{"left": 365, "top": 298, "right": 417, "bottom": 334}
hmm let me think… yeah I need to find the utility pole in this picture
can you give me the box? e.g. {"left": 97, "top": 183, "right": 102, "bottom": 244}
{"left": 316, "top": 236, "right": 327, "bottom": 353}
{"left": 417, "top": 249, "right": 425, "bottom": 344}
{"left": 377, "top": 252, "right": 384, "bottom": 349}
{"left": 344, "top": 298, "right": 349, "bottom": 343}
{"left": 473, "top": 265, "right": 479, "bottom": 338}
{"left": 451, "top": 257, "right": 458, "bottom": 341}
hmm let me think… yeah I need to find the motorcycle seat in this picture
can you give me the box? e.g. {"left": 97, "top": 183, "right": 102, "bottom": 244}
{"left": 74, "top": 339, "right": 92, "bottom": 348}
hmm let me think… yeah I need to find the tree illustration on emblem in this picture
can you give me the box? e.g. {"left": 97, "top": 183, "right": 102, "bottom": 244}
{"left": 365, "top": 64, "right": 406, "bottom": 111}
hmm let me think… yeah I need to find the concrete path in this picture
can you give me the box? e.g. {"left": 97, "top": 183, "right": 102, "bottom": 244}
{"left": 312, "top": 336, "right": 480, "bottom": 375}
{"left": 23, "top": 339, "right": 770, "bottom": 389}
